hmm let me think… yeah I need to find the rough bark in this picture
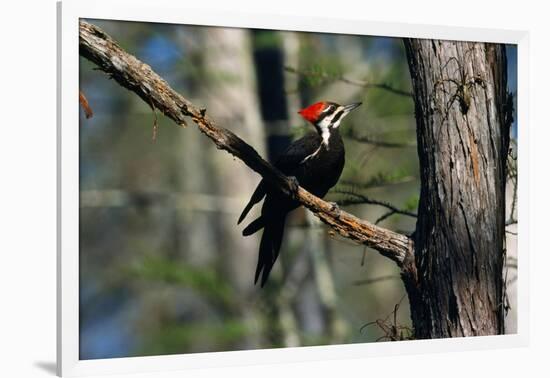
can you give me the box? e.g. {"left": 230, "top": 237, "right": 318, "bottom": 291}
{"left": 403, "top": 39, "right": 511, "bottom": 338}
{"left": 79, "top": 20, "right": 413, "bottom": 269}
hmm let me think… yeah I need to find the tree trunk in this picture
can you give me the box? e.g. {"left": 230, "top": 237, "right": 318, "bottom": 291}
{"left": 199, "top": 27, "right": 265, "bottom": 293}
{"left": 403, "top": 39, "right": 512, "bottom": 338}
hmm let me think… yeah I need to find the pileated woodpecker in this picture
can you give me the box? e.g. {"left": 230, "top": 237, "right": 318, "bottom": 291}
{"left": 238, "top": 101, "right": 362, "bottom": 287}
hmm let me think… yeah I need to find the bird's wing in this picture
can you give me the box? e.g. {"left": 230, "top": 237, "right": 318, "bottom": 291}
{"left": 238, "top": 133, "right": 320, "bottom": 227}
{"left": 274, "top": 132, "right": 321, "bottom": 175}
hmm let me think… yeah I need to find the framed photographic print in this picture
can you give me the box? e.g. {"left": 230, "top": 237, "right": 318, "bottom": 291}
{"left": 57, "top": 1, "right": 529, "bottom": 376}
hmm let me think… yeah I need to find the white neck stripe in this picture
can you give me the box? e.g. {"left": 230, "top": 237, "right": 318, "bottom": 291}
{"left": 321, "top": 127, "right": 330, "bottom": 147}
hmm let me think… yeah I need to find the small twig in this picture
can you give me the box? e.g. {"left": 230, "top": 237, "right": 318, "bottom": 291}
{"left": 503, "top": 253, "right": 511, "bottom": 314}
{"left": 342, "top": 128, "right": 416, "bottom": 148}
{"left": 375, "top": 210, "right": 397, "bottom": 224}
{"left": 335, "top": 189, "right": 417, "bottom": 219}
{"left": 79, "top": 90, "right": 93, "bottom": 119}
{"left": 339, "top": 176, "right": 416, "bottom": 190}
{"left": 360, "top": 294, "right": 412, "bottom": 341}
{"left": 353, "top": 275, "right": 399, "bottom": 286}
{"left": 284, "top": 66, "right": 413, "bottom": 98}
{"left": 507, "top": 146, "right": 518, "bottom": 225}
{"left": 360, "top": 246, "right": 367, "bottom": 266}
{"left": 149, "top": 98, "right": 159, "bottom": 143}
{"left": 506, "top": 261, "right": 518, "bottom": 269}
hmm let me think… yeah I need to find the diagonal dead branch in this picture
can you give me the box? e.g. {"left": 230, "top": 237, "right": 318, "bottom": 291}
{"left": 78, "top": 20, "right": 414, "bottom": 269}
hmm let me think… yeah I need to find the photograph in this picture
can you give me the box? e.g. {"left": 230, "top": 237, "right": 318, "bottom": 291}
{"left": 77, "top": 18, "right": 518, "bottom": 360}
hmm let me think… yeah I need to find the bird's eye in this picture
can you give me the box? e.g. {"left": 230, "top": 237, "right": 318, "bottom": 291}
{"left": 327, "top": 105, "right": 335, "bottom": 112}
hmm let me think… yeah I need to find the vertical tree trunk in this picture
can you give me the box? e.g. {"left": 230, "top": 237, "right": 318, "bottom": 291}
{"left": 198, "top": 27, "right": 266, "bottom": 348}
{"left": 251, "top": 29, "right": 299, "bottom": 347}
{"left": 403, "top": 40, "right": 512, "bottom": 338}
{"left": 200, "top": 27, "right": 265, "bottom": 291}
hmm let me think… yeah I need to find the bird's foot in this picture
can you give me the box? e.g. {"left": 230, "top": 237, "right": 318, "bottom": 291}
{"left": 287, "top": 176, "right": 300, "bottom": 197}
{"left": 328, "top": 201, "right": 341, "bottom": 217}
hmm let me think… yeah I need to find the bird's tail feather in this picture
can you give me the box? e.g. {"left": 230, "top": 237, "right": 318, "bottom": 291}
{"left": 238, "top": 181, "right": 266, "bottom": 224}
{"left": 254, "top": 215, "right": 286, "bottom": 287}
{"left": 242, "top": 216, "right": 264, "bottom": 236}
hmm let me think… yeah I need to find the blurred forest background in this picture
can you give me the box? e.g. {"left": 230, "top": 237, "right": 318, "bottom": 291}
{"left": 79, "top": 19, "right": 518, "bottom": 359}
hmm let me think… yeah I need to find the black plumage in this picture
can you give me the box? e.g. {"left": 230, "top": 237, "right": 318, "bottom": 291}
{"left": 238, "top": 101, "right": 360, "bottom": 287}
{"left": 239, "top": 130, "right": 345, "bottom": 286}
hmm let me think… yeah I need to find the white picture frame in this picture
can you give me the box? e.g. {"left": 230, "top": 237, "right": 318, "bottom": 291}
{"left": 57, "top": 1, "right": 530, "bottom": 376}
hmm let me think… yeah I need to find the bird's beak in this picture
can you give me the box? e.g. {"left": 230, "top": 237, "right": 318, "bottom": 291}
{"left": 343, "top": 102, "right": 362, "bottom": 113}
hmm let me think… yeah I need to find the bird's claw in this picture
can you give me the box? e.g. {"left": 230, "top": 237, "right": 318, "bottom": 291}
{"left": 329, "top": 202, "right": 341, "bottom": 217}
{"left": 287, "top": 176, "right": 300, "bottom": 196}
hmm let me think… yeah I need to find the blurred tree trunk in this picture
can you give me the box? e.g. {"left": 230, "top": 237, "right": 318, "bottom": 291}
{"left": 403, "top": 40, "right": 512, "bottom": 338}
{"left": 286, "top": 31, "right": 350, "bottom": 344}
{"left": 175, "top": 28, "right": 264, "bottom": 348}
{"left": 305, "top": 212, "right": 349, "bottom": 343}
{"left": 252, "top": 30, "right": 291, "bottom": 161}
{"left": 198, "top": 27, "right": 266, "bottom": 347}
{"left": 251, "top": 30, "right": 302, "bottom": 347}
{"left": 174, "top": 27, "right": 217, "bottom": 267}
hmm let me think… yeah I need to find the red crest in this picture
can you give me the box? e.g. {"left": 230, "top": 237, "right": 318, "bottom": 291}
{"left": 298, "top": 102, "right": 327, "bottom": 123}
